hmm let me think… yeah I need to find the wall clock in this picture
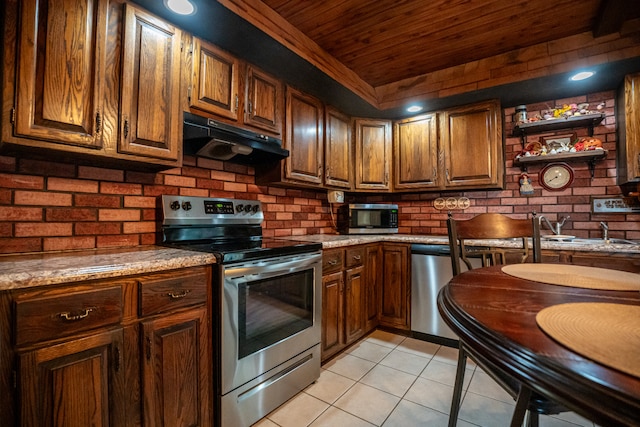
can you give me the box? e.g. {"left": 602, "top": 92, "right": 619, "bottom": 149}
{"left": 539, "top": 162, "right": 574, "bottom": 191}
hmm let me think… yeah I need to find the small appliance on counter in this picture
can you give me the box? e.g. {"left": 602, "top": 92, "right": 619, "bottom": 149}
{"left": 338, "top": 203, "right": 399, "bottom": 234}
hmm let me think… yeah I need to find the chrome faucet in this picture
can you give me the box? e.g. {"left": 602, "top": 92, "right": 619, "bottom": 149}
{"left": 600, "top": 221, "right": 609, "bottom": 241}
{"left": 538, "top": 215, "right": 570, "bottom": 235}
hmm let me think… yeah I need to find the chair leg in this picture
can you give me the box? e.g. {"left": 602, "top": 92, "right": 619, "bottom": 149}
{"left": 448, "top": 343, "right": 468, "bottom": 427}
{"left": 528, "top": 411, "right": 539, "bottom": 427}
{"left": 510, "top": 385, "right": 532, "bottom": 427}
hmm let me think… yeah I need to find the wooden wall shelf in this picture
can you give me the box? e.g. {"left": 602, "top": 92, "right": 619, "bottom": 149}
{"left": 513, "top": 113, "right": 606, "bottom": 146}
{"left": 514, "top": 150, "right": 608, "bottom": 177}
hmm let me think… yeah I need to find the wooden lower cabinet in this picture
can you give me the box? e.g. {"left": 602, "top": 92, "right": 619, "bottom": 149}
{"left": 18, "top": 328, "right": 126, "bottom": 426}
{"left": 321, "top": 243, "right": 408, "bottom": 361}
{"left": 2, "top": 265, "right": 213, "bottom": 427}
{"left": 379, "top": 243, "right": 410, "bottom": 330}
{"left": 546, "top": 250, "right": 640, "bottom": 273}
{"left": 142, "top": 307, "right": 210, "bottom": 427}
{"left": 321, "top": 246, "right": 371, "bottom": 361}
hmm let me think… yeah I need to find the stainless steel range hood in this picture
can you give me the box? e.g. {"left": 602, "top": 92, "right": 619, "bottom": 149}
{"left": 182, "top": 112, "right": 288, "bottom": 164}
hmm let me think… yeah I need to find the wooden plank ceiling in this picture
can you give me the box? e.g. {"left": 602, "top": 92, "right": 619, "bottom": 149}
{"left": 260, "top": 0, "right": 606, "bottom": 88}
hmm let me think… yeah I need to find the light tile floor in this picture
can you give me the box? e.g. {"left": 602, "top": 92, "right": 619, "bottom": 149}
{"left": 254, "top": 330, "right": 597, "bottom": 427}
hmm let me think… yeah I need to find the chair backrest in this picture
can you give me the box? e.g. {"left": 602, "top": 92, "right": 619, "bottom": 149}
{"left": 447, "top": 212, "right": 541, "bottom": 276}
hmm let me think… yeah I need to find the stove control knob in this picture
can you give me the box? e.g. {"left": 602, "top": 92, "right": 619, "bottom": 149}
{"left": 182, "top": 201, "right": 192, "bottom": 211}
{"left": 170, "top": 201, "right": 180, "bottom": 210}
{"left": 236, "top": 204, "right": 244, "bottom": 213}
{"left": 251, "top": 204, "right": 260, "bottom": 213}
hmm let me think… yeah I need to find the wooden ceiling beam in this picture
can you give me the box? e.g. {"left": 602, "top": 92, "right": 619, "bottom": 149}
{"left": 216, "top": 0, "right": 379, "bottom": 108}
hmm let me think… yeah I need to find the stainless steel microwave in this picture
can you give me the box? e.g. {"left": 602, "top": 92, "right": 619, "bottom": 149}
{"left": 338, "top": 204, "right": 399, "bottom": 234}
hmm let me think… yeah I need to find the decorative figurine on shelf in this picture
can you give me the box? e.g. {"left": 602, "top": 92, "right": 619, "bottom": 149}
{"left": 519, "top": 173, "right": 534, "bottom": 195}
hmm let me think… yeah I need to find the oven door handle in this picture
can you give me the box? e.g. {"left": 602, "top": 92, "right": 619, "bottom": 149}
{"left": 224, "top": 253, "right": 322, "bottom": 280}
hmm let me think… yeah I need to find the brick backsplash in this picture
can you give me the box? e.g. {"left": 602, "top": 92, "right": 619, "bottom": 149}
{"left": 0, "top": 90, "right": 639, "bottom": 255}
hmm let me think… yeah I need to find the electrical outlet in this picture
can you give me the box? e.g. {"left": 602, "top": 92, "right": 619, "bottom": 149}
{"left": 327, "top": 190, "right": 344, "bottom": 203}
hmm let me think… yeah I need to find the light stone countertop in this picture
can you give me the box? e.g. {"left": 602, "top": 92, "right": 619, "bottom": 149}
{"left": 1, "top": 234, "right": 638, "bottom": 292}
{"left": 0, "top": 246, "right": 217, "bottom": 291}
{"left": 280, "top": 233, "right": 640, "bottom": 253}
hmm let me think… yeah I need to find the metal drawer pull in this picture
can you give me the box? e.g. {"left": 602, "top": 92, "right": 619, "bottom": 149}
{"left": 167, "top": 290, "right": 191, "bottom": 299}
{"left": 327, "top": 260, "right": 338, "bottom": 265}
{"left": 352, "top": 255, "right": 361, "bottom": 260}
{"left": 59, "top": 307, "right": 94, "bottom": 321}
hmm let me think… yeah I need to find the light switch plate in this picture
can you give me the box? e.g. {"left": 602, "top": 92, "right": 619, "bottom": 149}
{"left": 327, "top": 190, "right": 344, "bottom": 203}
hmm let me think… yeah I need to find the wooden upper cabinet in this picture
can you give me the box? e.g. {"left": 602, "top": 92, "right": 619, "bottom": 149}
{"left": 285, "top": 86, "right": 324, "bottom": 184}
{"left": 440, "top": 99, "right": 503, "bottom": 189}
{"left": 393, "top": 113, "right": 439, "bottom": 190}
{"left": 617, "top": 72, "right": 640, "bottom": 184}
{"left": 119, "top": 4, "right": 181, "bottom": 161}
{"left": 190, "top": 38, "right": 239, "bottom": 120}
{"left": 244, "top": 66, "right": 282, "bottom": 135}
{"left": 354, "top": 118, "right": 392, "bottom": 191}
{"left": 13, "top": 0, "right": 108, "bottom": 148}
{"left": 325, "top": 107, "right": 352, "bottom": 189}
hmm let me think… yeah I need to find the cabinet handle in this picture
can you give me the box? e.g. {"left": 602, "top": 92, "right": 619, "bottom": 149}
{"left": 385, "top": 171, "right": 389, "bottom": 185}
{"left": 58, "top": 307, "right": 94, "bottom": 321}
{"left": 95, "top": 112, "right": 101, "bottom": 134}
{"left": 123, "top": 118, "right": 129, "bottom": 140}
{"left": 235, "top": 94, "right": 239, "bottom": 112}
{"left": 433, "top": 167, "right": 437, "bottom": 182}
{"left": 318, "top": 164, "right": 323, "bottom": 178}
{"left": 352, "top": 255, "right": 361, "bottom": 261}
{"left": 446, "top": 168, "right": 450, "bottom": 181}
{"left": 328, "top": 259, "right": 338, "bottom": 266}
{"left": 167, "top": 290, "right": 191, "bottom": 299}
{"left": 325, "top": 167, "right": 330, "bottom": 180}
{"left": 248, "top": 101, "right": 252, "bottom": 115}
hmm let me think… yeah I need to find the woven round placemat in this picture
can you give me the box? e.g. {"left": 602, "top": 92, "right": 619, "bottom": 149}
{"left": 536, "top": 303, "right": 640, "bottom": 378}
{"left": 502, "top": 264, "right": 640, "bottom": 291}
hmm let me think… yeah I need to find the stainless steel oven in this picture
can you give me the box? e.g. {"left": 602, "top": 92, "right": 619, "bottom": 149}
{"left": 219, "top": 252, "right": 321, "bottom": 426}
{"left": 161, "top": 195, "right": 322, "bottom": 427}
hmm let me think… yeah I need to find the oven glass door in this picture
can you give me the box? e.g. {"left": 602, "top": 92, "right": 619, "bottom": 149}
{"left": 221, "top": 251, "right": 322, "bottom": 394}
{"left": 238, "top": 268, "right": 313, "bottom": 358}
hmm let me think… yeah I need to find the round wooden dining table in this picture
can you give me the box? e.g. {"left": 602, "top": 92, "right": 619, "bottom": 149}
{"left": 437, "top": 265, "right": 640, "bottom": 427}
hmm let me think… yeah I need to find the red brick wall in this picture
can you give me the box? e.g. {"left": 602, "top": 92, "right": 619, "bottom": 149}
{"left": 0, "top": 90, "right": 638, "bottom": 255}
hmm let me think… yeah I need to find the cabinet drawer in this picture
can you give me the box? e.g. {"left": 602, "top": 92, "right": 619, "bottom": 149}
{"left": 139, "top": 270, "right": 208, "bottom": 317}
{"left": 14, "top": 286, "right": 123, "bottom": 346}
{"left": 323, "top": 249, "right": 344, "bottom": 273}
{"left": 345, "top": 247, "right": 364, "bottom": 268}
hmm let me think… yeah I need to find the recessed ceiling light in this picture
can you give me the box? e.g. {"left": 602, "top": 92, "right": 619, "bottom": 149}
{"left": 165, "top": 0, "right": 196, "bottom": 15}
{"left": 570, "top": 71, "right": 595, "bottom": 81}
{"left": 407, "top": 105, "right": 423, "bottom": 113}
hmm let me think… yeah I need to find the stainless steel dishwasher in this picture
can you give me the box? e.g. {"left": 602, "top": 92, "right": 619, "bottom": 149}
{"left": 410, "top": 244, "right": 482, "bottom": 343}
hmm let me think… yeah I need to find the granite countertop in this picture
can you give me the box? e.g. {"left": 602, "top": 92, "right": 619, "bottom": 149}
{"left": 1, "top": 234, "right": 638, "bottom": 292}
{"left": 283, "top": 233, "right": 640, "bottom": 253}
{"left": 0, "top": 246, "right": 217, "bottom": 291}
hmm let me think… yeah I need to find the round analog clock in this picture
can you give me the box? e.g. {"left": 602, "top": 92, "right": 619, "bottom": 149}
{"left": 539, "top": 163, "right": 574, "bottom": 191}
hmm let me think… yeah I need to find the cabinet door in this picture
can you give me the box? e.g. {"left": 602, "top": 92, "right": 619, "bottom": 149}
{"left": 244, "top": 66, "right": 282, "bottom": 135}
{"left": 285, "top": 86, "right": 324, "bottom": 184}
{"left": 379, "top": 243, "right": 410, "bottom": 330}
{"left": 364, "top": 244, "right": 381, "bottom": 332}
{"left": 18, "top": 329, "right": 125, "bottom": 426}
{"left": 321, "top": 271, "right": 344, "bottom": 361}
{"left": 394, "top": 113, "right": 439, "bottom": 190}
{"left": 344, "top": 265, "right": 364, "bottom": 345}
{"left": 617, "top": 72, "right": 640, "bottom": 183}
{"left": 325, "top": 107, "right": 352, "bottom": 189}
{"left": 190, "top": 38, "right": 239, "bottom": 120}
{"left": 120, "top": 4, "right": 181, "bottom": 161}
{"left": 354, "top": 118, "right": 392, "bottom": 191}
{"left": 142, "top": 307, "right": 211, "bottom": 427}
{"left": 440, "top": 99, "right": 503, "bottom": 189}
{"left": 13, "top": 0, "right": 107, "bottom": 148}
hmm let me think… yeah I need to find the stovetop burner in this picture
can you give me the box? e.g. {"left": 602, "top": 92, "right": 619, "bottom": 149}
{"left": 161, "top": 195, "right": 321, "bottom": 263}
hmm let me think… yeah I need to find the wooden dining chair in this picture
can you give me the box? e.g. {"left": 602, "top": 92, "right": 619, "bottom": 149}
{"left": 446, "top": 212, "right": 565, "bottom": 427}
